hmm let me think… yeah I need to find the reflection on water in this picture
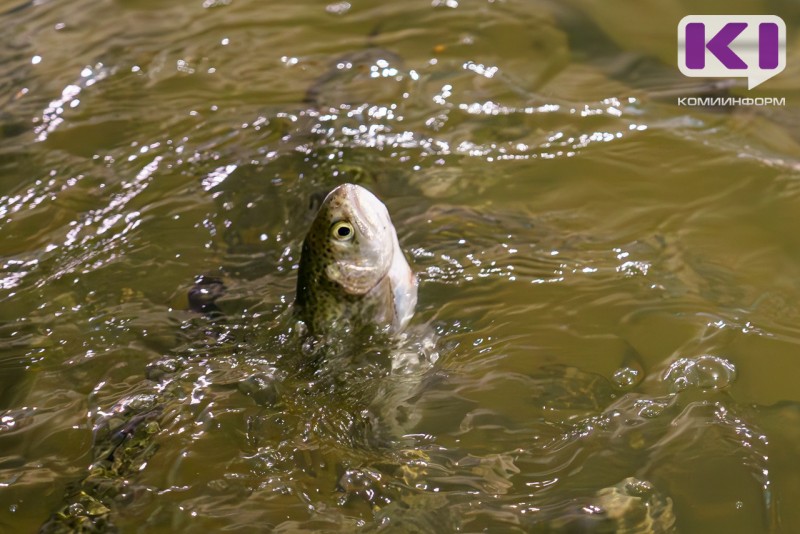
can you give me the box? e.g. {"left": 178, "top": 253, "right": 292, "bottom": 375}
{"left": 2, "top": 0, "right": 800, "bottom": 532}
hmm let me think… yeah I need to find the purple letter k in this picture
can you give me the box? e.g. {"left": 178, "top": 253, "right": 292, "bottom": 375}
{"left": 686, "top": 22, "right": 748, "bottom": 70}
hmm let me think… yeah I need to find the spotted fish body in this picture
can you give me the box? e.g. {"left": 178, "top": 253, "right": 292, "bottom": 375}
{"left": 295, "top": 183, "right": 417, "bottom": 335}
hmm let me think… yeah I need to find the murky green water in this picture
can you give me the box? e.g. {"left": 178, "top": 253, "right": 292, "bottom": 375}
{"left": 3, "top": 0, "right": 800, "bottom": 531}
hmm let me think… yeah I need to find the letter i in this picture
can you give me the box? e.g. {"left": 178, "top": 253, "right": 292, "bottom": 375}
{"left": 759, "top": 23, "right": 779, "bottom": 69}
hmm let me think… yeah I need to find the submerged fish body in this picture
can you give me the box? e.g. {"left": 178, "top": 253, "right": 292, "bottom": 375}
{"left": 295, "top": 183, "right": 417, "bottom": 335}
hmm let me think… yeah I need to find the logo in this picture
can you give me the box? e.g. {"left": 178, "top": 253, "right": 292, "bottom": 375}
{"left": 678, "top": 15, "right": 786, "bottom": 89}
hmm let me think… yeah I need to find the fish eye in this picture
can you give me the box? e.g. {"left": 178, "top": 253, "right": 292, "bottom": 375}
{"left": 331, "top": 221, "right": 354, "bottom": 241}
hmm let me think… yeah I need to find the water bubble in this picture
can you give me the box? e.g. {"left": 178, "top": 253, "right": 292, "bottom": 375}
{"left": 663, "top": 355, "right": 736, "bottom": 392}
{"left": 611, "top": 367, "right": 642, "bottom": 390}
{"left": 634, "top": 398, "right": 671, "bottom": 419}
{"left": 67, "top": 503, "right": 85, "bottom": 517}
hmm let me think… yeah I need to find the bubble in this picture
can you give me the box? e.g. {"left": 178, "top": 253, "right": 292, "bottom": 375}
{"left": 634, "top": 398, "right": 671, "bottom": 419}
{"left": 611, "top": 367, "right": 642, "bottom": 390}
{"left": 663, "top": 355, "right": 736, "bottom": 392}
{"left": 67, "top": 503, "right": 85, "bottom": 517}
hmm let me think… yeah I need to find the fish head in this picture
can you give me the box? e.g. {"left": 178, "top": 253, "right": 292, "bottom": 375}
{"left": 309, "top": 183, "right": 395, "bottom": 295}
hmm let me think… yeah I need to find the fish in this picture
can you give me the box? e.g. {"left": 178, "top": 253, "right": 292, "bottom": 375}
{"left": 294, "top": 183, "right": 417, "bottom": 335}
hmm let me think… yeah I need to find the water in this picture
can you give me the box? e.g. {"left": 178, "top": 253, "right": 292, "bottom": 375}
{"left": 2, "top": 0, "right": 800, "bottom": 531}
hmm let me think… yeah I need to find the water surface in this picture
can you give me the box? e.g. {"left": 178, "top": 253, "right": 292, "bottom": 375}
{"left": 2, "top": 0, "right": 800, "bottom": 532}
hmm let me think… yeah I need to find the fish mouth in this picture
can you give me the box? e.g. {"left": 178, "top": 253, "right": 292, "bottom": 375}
{"left": 332, "top": 246, "right": 394, "bottom": 296}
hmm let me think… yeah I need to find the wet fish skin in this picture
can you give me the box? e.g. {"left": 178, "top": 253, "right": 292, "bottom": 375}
{"left": 295, "top": 183, "right": 417, "bottom": 335}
